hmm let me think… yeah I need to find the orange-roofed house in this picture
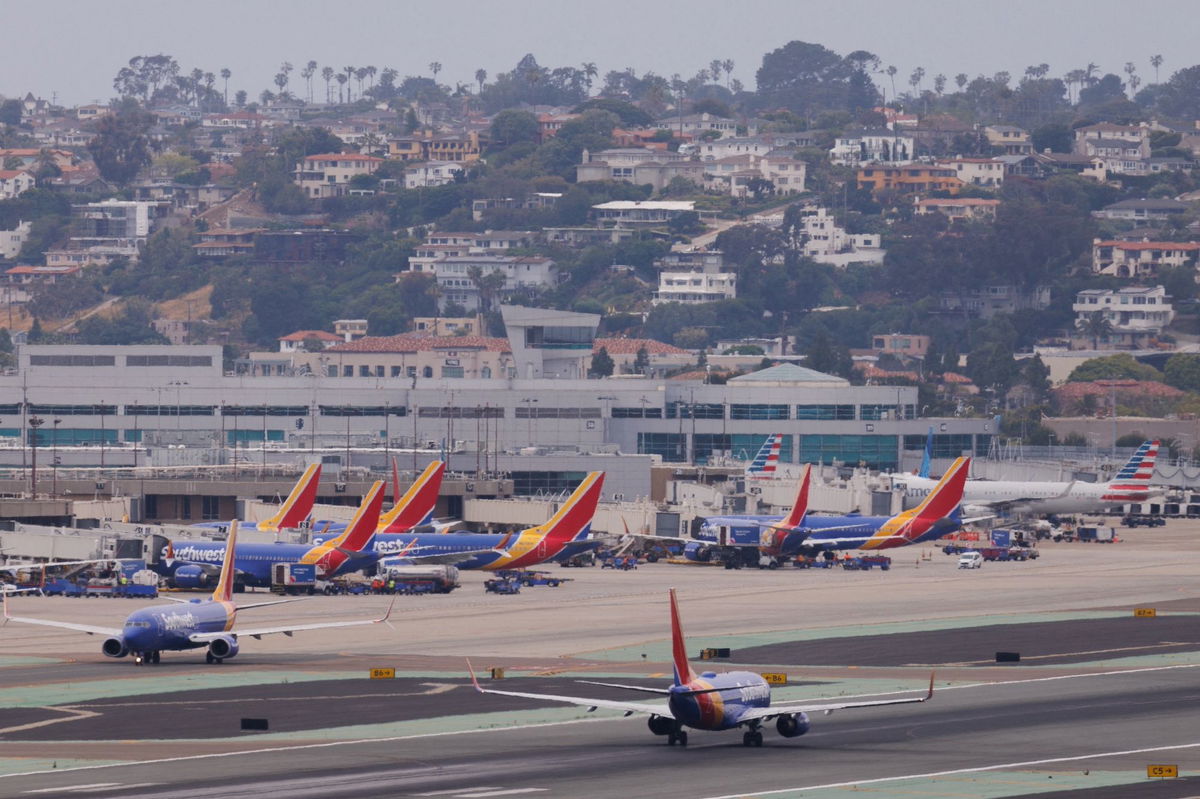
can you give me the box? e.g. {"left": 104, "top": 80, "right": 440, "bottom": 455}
{"left": 294, "top": 153, "right": 383, "bottom": 199}
{"left": 278, "top": 330, "right": 343, "bottom": 353}
{"left": 289, "top": 334, "right": 513, "bottom": 380}
{"left": 1091, "top": 239, "right": 1200, "bottom": 277}
{"left": 593, "top": 337, "right": 692, "bottom": 376}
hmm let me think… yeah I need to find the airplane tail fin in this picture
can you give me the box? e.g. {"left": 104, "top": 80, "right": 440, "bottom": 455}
{"left": 332, "top": 481, "right": 386, "bottom": 552}
{"left": 257, "top": 463, "right": 322, "bottom": 532}
{"left": 745, "top": 433, "right": 783, "bottom": 479}
{"left": 523, "top": 472, "right": 605, "bottom": 547}
{"left": 378, "top": 460, "right": 445, "bottom": 533}
{"left": 918, "top": 427, "right": 934, "bottom": 478}
{"left": 910, "top": 456, "right": 971, "bottom": 522}
{"left": 669, "top": 588, "right": 697, "bottom": 686}
{"left": 1112, "top": 440, "right": 1159, "bottom": 484}
{"left": 779, "top": 463, "right": 811, "bottom": 529}
{"left": 211, "top": 519, "right": 239, "bottom": 603}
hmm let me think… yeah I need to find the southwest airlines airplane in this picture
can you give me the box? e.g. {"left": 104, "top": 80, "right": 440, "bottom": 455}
{"left": 315, "top": 460, "right": 447, "bottom": 536}
{"left": 314, "top": 471, "right": 607, "bottom": 571}
{"left": 193, "top": 462, "right": 324, "bottom": 533}
{"left": 469, "top": 588, "right": 933, "bottom": 747}
{"left": 696, "top": 457, "right": 973, "bottom": 559}
{"left": 893, "top": 440, "right": 1162, "bottom": 516}
{"left": 156, "top": 480, "right": 387, "bottom": 588}
{"left": 3, "top": 519, "right": 391, "bottom": 666}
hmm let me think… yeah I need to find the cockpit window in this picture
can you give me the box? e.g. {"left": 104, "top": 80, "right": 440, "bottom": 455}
{"left": 124, "top": 621, "right": 152, "bottom": 628}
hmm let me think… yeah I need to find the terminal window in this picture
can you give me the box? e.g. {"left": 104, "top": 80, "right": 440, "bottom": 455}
{"left": 799, "top": 434, "right": 898, "bottom": 469}
{"left": 796, "top": 404, "right": 854, "bottom": 420}
{"left": 730, "top": 403, "right": 788, "bottom": 420}
{"left": 638, "top": 432, "right": 685, "bottom": 461}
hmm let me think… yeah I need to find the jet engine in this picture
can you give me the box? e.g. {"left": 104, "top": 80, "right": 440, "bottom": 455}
{"left": 207, "top": 636, "right": 240, "bottom": 660}
{"left": 102, "top": 637, "right": 129, "bottom": 658}
{"left": 172, "top": 565, "right": 211, "bottom": 589}
{"left": 647, "top": 715, "right": 675, "bottom": 736}
{"left": 776, "top": 712, "right": 811, "bottom": 738}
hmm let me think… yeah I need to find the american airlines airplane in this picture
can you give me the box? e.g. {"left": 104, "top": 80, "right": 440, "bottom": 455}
{"left": 891, "top": 440, "right": 1163, "bottom": 517}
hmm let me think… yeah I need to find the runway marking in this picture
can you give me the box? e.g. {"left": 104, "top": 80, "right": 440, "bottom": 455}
{"left": 696, "top": 741, "right": 1200, "bottom": 799}
{"left": 413, "top": 788, "right": 501, "bottom": 796}
{"left": 62, "top": 683, "right": 460, "bottom": 709}
{"left": 456, "top": 790, "right": 547, "bottom": 798}
{"left": 22, "top": 782, "right": 156, "bottom": 794}
{"left": 0, "top": 706, "right": 99, "bottom": 735}
{"left": 3, "top": 662, "right": 1199, "bottom": 783}
{"left": 909, "top": 641, "right": 1198, "bottom": 667}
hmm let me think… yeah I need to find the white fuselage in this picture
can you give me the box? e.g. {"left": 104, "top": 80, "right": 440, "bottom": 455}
{"left": 893, "top": 475, "right": 1161, "bottom": 516}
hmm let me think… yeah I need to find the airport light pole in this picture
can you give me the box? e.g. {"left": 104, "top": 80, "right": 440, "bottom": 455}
{"left": 520, "top": 398, "right": 538, "bottom": 447}
{"left": 28, "top": 415, "right": 43, "bottom": 497}
{"left": 52, "top": 417, "right": 61, "bottom": 497}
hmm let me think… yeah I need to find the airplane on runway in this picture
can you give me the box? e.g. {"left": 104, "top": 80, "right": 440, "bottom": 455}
{"left": 2, "top": 519, "right": 392, "bottom": 666}
{"left": 192, "top": 462, "right": 323, "bottom": 533}
{"left": 153, "top": 480, "right": 387, "bottom": 588}
{"left": 468, "top": 588, "right": 933, "bottom": 747}
{"left": 893, "top": 440, "right": 1163, "bottom": 517}
{"left": 697, "top": 457, "right": 975, "bottom": 561}
{"left": 365, "top": 472, "right": 607, "bottom": 571}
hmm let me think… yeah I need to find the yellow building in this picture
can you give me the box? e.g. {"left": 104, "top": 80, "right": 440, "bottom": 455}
{"left": 856, "top": 164, "right": 961, "bottom": 196}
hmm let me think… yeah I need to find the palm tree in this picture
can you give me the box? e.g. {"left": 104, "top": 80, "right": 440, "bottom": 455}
{"left": 1124, "top": 62, "right": 1140, "bottom": 96}
{"left": 1064, "top": 69, "right": 1086, "bottom": 104}
{"left": 1084, "top": 62, "right": 1099, "bottom": 86}
{"left": 475, "top": 68, "right": 487, "bottom": 95}
{"left": 885, "top": 65, "right": 898, "bottom": 101}
{"left": 343, "top": 66, "right": 356, "bottom": 101}
{"left": 1150, "top": 54, "right": 1164, "bottom": 84}
{"left": 721, "top": 58, "right": 734, "bottom": 89}
{"left": 335, "top": 73, "right": 348, "bottom": 104}
{"left": 280, "top": 62, "right": 293, "bottom": 95}
{"left": 301, "top": 61, "right": 317, "bottom": 103}
{"left": 909, "top": 66, "right": 925, "bottom": 95}
{"left": 581, "top": 62, "right": 598, "bottom": 95}
{"left": 933, "top": 73, "right": 946, "bottom": 95}
{"left": 955, "top": 73, "right": 968, "bottom": 91}
{"left": 274, "top": 72, "right": 288, "bottom": 99}
{"left": 321, "top": 66, "right": 334, "bottom": 104}
{"left": 220, "top": 68, "right": 231, "bottom": 105}
{"left": 429, "top": 62, "right": 442, "bottom": 81}
{"left": 365, "top": 66, "right": 377, "bottom": 90}
{"left": 355, "top": 66, "right": 368, "bottom": 98}
{"left": 1077, "top": 311, "right": 1114, "bottom": 350}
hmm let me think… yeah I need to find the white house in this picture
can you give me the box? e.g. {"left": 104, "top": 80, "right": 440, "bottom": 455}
{"left": 1073, "top": 286, "right": 1174, "bottom": 348}
{"left": 935, "top": 157, "right": 1005, "bottom": 187}
{"left": 404, "top": 161, "right": 465, "bottom": 189}
{"left": 0, "top": 170, "right": 35, "bottom": 200}
{"left": 278, "top": 330, "right": 343, "bottom": 353}
{"left": 592, "top": 200, "right": 697, "bottom": 228}
{"left": 652, "top": 251, "right": 737, "bottom": 304}
{"left": 0, "top": 220, "right": 31, "bottom": 261}
{"left": 399, "top": 255, "right": 558, "bottom": 312}
{"left": 792, "top": 208, "right": 884, "bottom": 267}
{"left": 294, "top": 153, "right": 383, "bottom": 199}
{"left": 830, "top": 130, "right": 915, "bottom": 167}
{"left": 1092, "top": 239, "right": 1200, "bottom": 277}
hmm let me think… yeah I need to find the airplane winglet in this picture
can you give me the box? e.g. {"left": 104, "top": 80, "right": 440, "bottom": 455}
{"left": 376, "top": 596, "right": 397, "bottom": 627}
{"left": 466, "top": 658, "right": 483, "bottom": 692}
{"left": 925, "top": 671, "right": 935, "bottom": 701}
{"left": 2, "top": 589, "right": 9, "bottom": 621}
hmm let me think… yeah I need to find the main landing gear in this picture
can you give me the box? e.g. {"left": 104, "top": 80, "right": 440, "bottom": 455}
{"left": 742, "top": 729, "right": 763, "bottom": 747}
{"left": 667, "top": 728, "right": 688, "bottom": 747}
{"left": 133, "top": 651, "right": 161, "bottom": 666}
{"left": 205, "top": 651, "right": 224, "bottom": 664}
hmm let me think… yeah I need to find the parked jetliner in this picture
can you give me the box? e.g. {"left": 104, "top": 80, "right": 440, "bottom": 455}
{"left": 154, "top": 481, "right": 387, "bottom": 588}
{"left": 3, "top": 519, "right": 391, "bottom": 665}
{"left": 353, "top": 472, "right": 607, "bottom": 571}
{"left": 193, "top": 462, "right": 323, "bottom": 533}
{"left": 469, "top": 588, "right": 932, "bottom": 746}
{"left": 315, "top": 460, "right": 446, "bottom": 536}
{"left": 696, "top": 458, "right": 974, "bottom": 560}
{"left": 893, "top": 440, "right": 1162, "bottom": 516}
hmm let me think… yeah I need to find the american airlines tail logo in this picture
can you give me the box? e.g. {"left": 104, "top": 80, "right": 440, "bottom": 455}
{"left": 746, "top": 434, "right": 783, "bottom": 478}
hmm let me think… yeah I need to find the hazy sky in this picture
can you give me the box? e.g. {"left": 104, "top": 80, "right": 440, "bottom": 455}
{"left": 4, "top": 0, "right": 1199, "bottom": 107}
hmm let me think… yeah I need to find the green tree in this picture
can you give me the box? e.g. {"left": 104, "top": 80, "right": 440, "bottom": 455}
{"left": 1075, "top": 311, "right": 1113, "bottom": 350}
{"left": 1154, "top": 64, "right": 1200, "bottom": 119}
{"left": 1031, "top": 123, "right": 1072, "bottom": 153}
{"left": 76, "top": 300, "right": 169, "bottom": 345}
{"left": 1067, "top": 353, "right": 1162, "bottom": 382}
{"left": 633, "top": 346, "right": 649, "bottom": 375}
{"left": 489, "top": 109, "right": 540, "bottom": 149}
{"left": 754, "top": 41, "right": 864, "bottom": 114}
{"left": 590, "top": 346, "right": 614, "bottom": 377}
{"left": 1163, "top": 353, "right": 1200, "bottom": 392}
{"left": 87, "top": 100, "right": 154, "bottom": 185}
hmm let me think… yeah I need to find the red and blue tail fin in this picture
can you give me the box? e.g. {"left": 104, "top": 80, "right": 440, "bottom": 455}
{"left": 378, "top": 460, "right": 445, "bottom": 533}
{"left": 745, "top": 433, "right": 783, "bottom": 479}
{"left": 526, "top": 471, "right": 605, "bottom": 547}
{"left": 912, "top": 456, "right": 971, "bottom": 521}
{"left": 669, "top": 588, "right": 697, "bottom": 686}
{"left": 334, "top": 481, "right": 386, "bottom": 552}
{"left": 257, "top": 463, "right": 322, "bottom": 531}
{"left": 211, "top": 519, "right": 239, "bottom": 603}
{"left": 780, "top": 463, "right": 811, "bottom": 529}
{"left": 1112, "top": 440, "right": 1159, "bottom": 484}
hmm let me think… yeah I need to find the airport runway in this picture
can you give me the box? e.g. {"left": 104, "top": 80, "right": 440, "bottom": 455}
{"left": 2, "top": 527, "right": 1200, "bottom": 797}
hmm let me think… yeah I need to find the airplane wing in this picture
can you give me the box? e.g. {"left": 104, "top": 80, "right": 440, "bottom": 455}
{"left": 190, "top": 597, "right": 395, "bottom": 642}
{"left": 736, "top": 673, "right": 935, "bottom": 722}
{"left": 3, "top": 594, "right": 121, "bottom": 637}
{"left": 391, "top": 548, "right": 500, "bottom": 566}
{"left": 468, "top": 661, "right": 669, "bottom": 715}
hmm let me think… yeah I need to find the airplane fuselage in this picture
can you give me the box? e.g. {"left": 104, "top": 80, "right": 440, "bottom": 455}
{"left": 119, "top": 600, "right": 235, "bottom": 654}
{"left": 671, "top": 671, "right": 773, "bottom": 731}
{"left": 159, "top": 541, "right": 378, "bottom": 586}
{"left": 895, "top": 476, "right": 1161, "bottom": 516}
